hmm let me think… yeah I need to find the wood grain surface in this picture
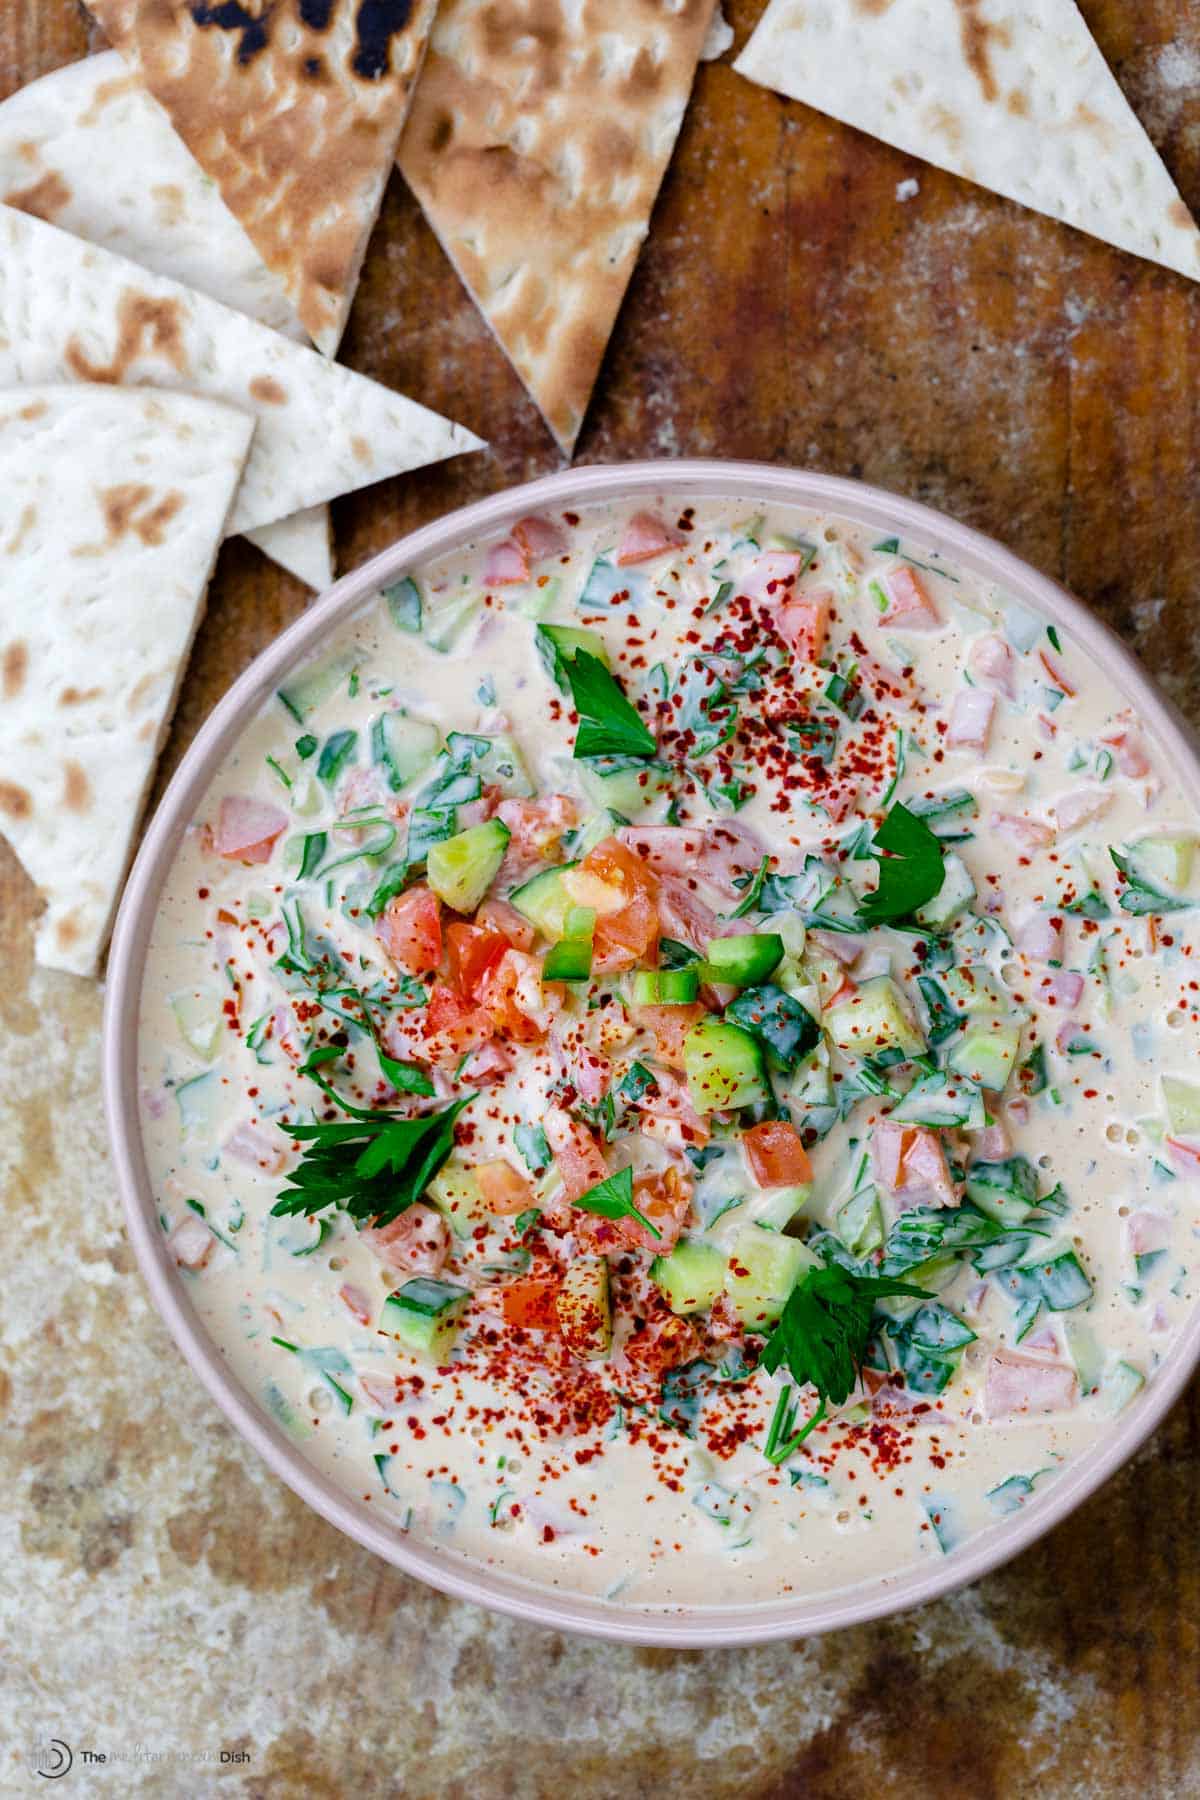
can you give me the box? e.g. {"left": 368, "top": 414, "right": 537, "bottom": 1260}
{"left": 3, "top": 4, "right": 1200, "bottom": 1796}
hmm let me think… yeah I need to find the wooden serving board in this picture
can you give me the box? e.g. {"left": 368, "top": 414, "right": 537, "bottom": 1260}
{"left": 2, "top": 5, "right": 1198, "bottom": 1795}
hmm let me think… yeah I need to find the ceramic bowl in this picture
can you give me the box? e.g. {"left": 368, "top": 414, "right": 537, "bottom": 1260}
{"left": 104, "top": 460, "right": 1200, "bottom": 1645}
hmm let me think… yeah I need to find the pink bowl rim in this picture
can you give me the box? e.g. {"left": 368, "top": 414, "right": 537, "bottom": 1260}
{"left": 104, "top": 457, "right": 1200, "bottom": 1647}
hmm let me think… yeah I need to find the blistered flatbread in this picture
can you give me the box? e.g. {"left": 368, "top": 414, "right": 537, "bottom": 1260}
{"left": 735, "top": 0, "right": 1200, "bottom": 279}
{"left": 0, "top": 386, "right": 253, "bottom": 976}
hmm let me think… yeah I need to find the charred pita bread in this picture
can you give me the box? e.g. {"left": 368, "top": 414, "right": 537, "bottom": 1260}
{"left": 0, "top": 54, "right": 332, "bottom": 588}
{"left": 399, "top": 0, "right": 717, "bottom": 453}
{"left": 0, "top": 205, "right": 484, "bottom": 539}
{"left": 0, "top": 385, "right": 253, "bottom": 977}
{"left": 87, "top": 0, "right": 439, "bottom": 359}
{"left": 735, "top": 0, "right": 1200, "bottom": 281}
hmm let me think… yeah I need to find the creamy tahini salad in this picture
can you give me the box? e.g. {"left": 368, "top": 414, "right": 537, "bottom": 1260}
{"left": 138, "top": 497, "right": 1200, "bottom": 1608}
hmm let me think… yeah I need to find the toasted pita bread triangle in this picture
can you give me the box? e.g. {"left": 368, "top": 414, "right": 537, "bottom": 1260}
{"left": 398, "top": 0, "right": 717, "bottom": 452}
{"left": 0, "top": 385, "right": 253, "bottom": 977}
{"left": 0, "top": 205, "right": 484, "bottom": 538}
{"left": 0, "top": 52, "right": 331, "bottom": 590}
{"left": 735, "top": 0, "right": 1200, "bottom": 281}
{"left": 87, "top": 0, "right": 439, "bottom": 358}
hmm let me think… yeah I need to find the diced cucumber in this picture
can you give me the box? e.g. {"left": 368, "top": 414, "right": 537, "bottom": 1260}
{"left": 472, "top": 732, "right": 535, "bottom": 800}
{"left": 536, "top": 623, "right": 610, "bottom": 689}
{"left": 277, "top": 648, "right": 357, "bottom": 723}
{"left": 684, "top": 1016, "right": 769, "bottom": 1113}
{"left": 964, "top": 1156, "right": 1039, "bottom": 1224}
{"left": 699, "top": 933, "right": 784, "bottom": 986}
{"left": 1162, "top": 1074, "right": 1200, "bottom": 1136}
{"left": 425, "top": 592, "right": 481, "bottom": 652}
{"left": 1016, "top": 1243, "right": 1093, "bottom": 1311}
{"left": 170, "top": 990, "right": 223, "bottom": 1061}
{"left": 947, "top": 1017, "right": 1022, "bottom": 1090}
{"left": 749, "top": 1184, "right": 811, "bottom": 1231}
{"left": 1063, "top": 1318, "right": 1105, "bottom": 1395}
{"left": 824, "top": 976, "right": 926, "bottom": 1060}
{"left": 578, "top": 756, "right": 674, "bottom": 819}
{"left": 873, "top": 1253, "right": 960, "bottom": 1318}
{"left": 727, "top": 985, "right": 821, "bottom": 1070}
{"left": 651, "top": 1237, "right": 726, "bottom": 1314}
{"left": 891, "top": 1071, "right": 985, "bottom": 1129}
{"left": 837, "top": 1186, "right": 884, "bottom": 1256}
{"left": 943, "top": 964, "right": 1010, "bottom": 1016}
{"left": 578, "top": 558, "right": 650, "bottom": 609}
{"left": 569, "top": 810, "right": 626, "bottom": 858}
{"left": 1102, "top": 1359, "right": 1145, "bottom": 1415}
{"left": 175, "top": 1071, "right": 216, "bottom": 1134}
{"left": 555, "top": 1257, "right": 612, "bottom": 1358}
{"left": 630, "top": 967, "right": 700, "bottom": 1006}
{"left": 382, "top": 574, "right": 422, "bottom": 632}
{"left": 426, "top": 1160, "right": 489, "bottom": 1238}
{"left": 913, "top": 851, "right": 975, "bottom": 928}
{"left": 381, "top": 1278, "right": 471, "bottom": 1360}
{"left": 788, "top": 1041, "right": 833, "bottom": 1110}
{"left": 1124, "top": 836, "right": 1195, "bottom": 893}
{"left": 371, "top": 711, "right": 440, "bottom": 791}
{"left": 543, "top": 931, "right": 594, "bottom": 981}
{"left": 426, "top": 819, "right": 510, "bottom": 912}
{"left": 724, "top": 1223, "right": 817, "bottom": 1326}
{"left": 510, "top": 863, "right": 579, "bottom": 939}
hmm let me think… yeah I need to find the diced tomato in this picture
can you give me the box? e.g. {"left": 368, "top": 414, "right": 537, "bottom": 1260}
{"left": 496, "top": 793, "right": 578, "bottom": 857}
{"left": 578, "top": 836, "right": 660, "bottom": 972}
{"left": 880, "top": 565, "right": 939, "bottom": 628}
{"left": 968, "top": 632, "right": 1017, "bottom": 696}
{"left": 985, "top": 1349, "right": 1077, "bottom": 1419}
{"left": 636, "top": 1001, "right": 707, "bottom": 1070}
{"left": 991, "top": 812, "right": 1055, "bottom": 852}
{"left": 1050, "top": 788, "right": 1113, "bottom": 836}
{"left": 742, "top": 1120, "right": 812, "bottom": 1188}
{"left": 364, "top": 1203, "right": 449, "bottom": 1276}
{"left": 477, "top": 947, "right": 547, "bottom": 1041}
{"left": 624, "top": 1313, "right": 705, "bottom": 1376}
{"left": 656, "top": 876, "right": 719, "bottom": 950}
{"left": 946, "top": 686, "right": 995, "bottom": 751}
{"left": 456, "top": 1039, "right": 516, "bottom": 1085}
{"left": 377, "top": 884, "right": 442, "bottom": 975}
{"left": 422, "top": 982, "right": 493, "bottom": 1066}
{"left": 776, "top": 591, "right": 831, "bottom": 662}
{"left": 445, "top": 921, "right": 509, "bottom": 1000}
{"left": 629, "top": 1167, "right": 693, "bottom": 1253}
{"left": 475, "top": 1159, "right": 535, "bottom": 1215}
{"left": 223, "top": 1122, "right": 287, "bottom": 1174}
{"left": 544, "top": 1107, "right": 609, "bottom": 1202}
{"left": 616, "top": 510, "right": 686, "bottom": 565}
{"left": 512, "top": 514, "right": 568, "bottom": 559}
{"left": 500, "top": 1275, "right": 562, "bottom": 1332}
{"left": 476, "top": 896, "right": 535, "bottom": 951}
{"left": 632, "top": 1063, "right": 710, "bottom": 1149}
{"left": 338, "top": 1283, "right": 373, "bottom": 1326}
{"left": 1100, "top": 718, "right": 1151, "bottom": 778}
{"left": 738, "top": 550, "right": 806, "bottom": 602}
{"left": 213, "top": 794, "right": 288, "bottom": 864}
{"left": 484, "top": 537, "right": 530, "bottom": 585}
{"left": 871, "top": 1120, "right": 956, "bottom": 1209}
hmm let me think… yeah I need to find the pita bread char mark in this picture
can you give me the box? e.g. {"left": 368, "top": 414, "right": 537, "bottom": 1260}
{"left": 736, "top": 0, "right": 1200, "bottom": 283}
{"left": 0, "top": 205, "right": 484, "bottom": 540}
{"left": 399, "top": 0, "right": 718, "bottom": 454}
{"left": 0, "top": 385, "right": 254, "bottom": 978}
{"left": 0, "top": 51, "right": 335, "bottom": 589}
{"left": 88, "top": 0, "right": 441, "bottom": 357}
